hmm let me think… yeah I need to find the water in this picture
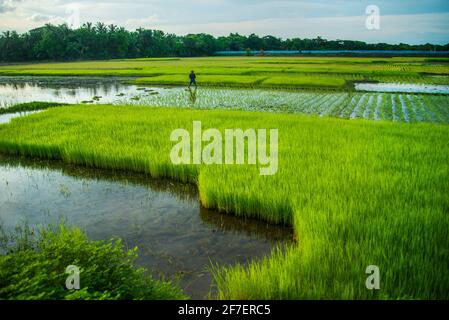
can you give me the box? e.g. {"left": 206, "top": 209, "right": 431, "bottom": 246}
{"left": 0, "top": 76, "right": 173, "bottom": 109}
{"left": 355, "top": 82, "right": 449, "bottom": 94}
{"left": 0, "top": 111, "right": 42, "bottom": 124}
{"left": 1, "top": 77, "right": 448, "bottom": 123}
{"left": 0, "top": 155, "right": 292, "bottom": 299}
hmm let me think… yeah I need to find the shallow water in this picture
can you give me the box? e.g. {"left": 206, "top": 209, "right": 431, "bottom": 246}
{"left": 1, "top": 77, "right": 448, "bottom": 124}
{"left": 0, "top": 111, "right": 42, "bottom": 124}
{"left": 0, "top": 155, "right": 292, "bottom": 299}
{"left": 355, "top": 82, "right": 449, "bottom": 94}
{"left": 0, "top": 76, "right": 173, "bottom": 109}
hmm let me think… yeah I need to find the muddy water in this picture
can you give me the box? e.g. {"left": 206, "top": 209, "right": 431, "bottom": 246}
{"left": 0, "top": 155, "right": 292, "bottom": 299}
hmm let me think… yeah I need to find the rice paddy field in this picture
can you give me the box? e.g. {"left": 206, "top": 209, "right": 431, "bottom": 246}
{"left": 0, "top": 56, "right": 448, "bottom": 300}
{"left": 1, "top": 56, "right": 449, "bottom": 89}
{"left": 0, "top": 104, "right": 448, "bottom": 299}
{"left": 132, "top": 89, "right": 449, "bottom": 123}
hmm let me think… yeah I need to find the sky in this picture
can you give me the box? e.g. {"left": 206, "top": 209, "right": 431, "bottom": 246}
{"left": 0, "top": 0, "right": 448, "bottom": 44}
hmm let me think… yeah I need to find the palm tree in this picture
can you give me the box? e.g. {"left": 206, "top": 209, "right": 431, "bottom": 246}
{"left": 95, "top": 22, "right": 107, "bottom": 34}
{"left": 2, "top": 31, "right": 11, "bottom": 39}
{"left": 82, "top": 22, "right": 93, "bottom": 32}
{"left": 108, "top": 24, "right": 117, "bottom": 33}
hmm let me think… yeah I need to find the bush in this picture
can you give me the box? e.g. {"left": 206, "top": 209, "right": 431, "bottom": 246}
{"left": 0, "top": 223, "right": 187, "bottom": 300}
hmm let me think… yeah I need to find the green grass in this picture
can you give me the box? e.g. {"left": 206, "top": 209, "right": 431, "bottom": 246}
{"left": 1, "top": 56, "right": 448, "bottom": 89}
{"left": 0, "top": 105, "right": 447, "bottom": 299}
{"left": 261, "top": 75, "right": 347, "bottom": 89}
{"left": 136, "top": 74, "right": 267, "bottom": 87}
{"left": 0, "top": 101, "right": 68, "bottom": 115}
{"left": 0, "top": 223, "right": 186, "bottom": 300}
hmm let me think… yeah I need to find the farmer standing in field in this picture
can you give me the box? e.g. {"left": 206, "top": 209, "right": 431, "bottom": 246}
{"left": 189, "top": 70, "right": 197, "bottom": 88}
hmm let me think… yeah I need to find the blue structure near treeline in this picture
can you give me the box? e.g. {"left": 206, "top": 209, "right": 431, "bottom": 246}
{"left": 215, "top": 50, "right": 449, "bottom": 56}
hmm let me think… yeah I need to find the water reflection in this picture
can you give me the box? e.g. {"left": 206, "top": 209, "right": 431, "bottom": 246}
{"left": 0, "top": 76, "right": 172, "bottom": 108}
{"left": 188, "top": 87, "right": 198, "bottom": 105}
{"left": 0, "top": 111, "right": 42, "bottom": 124}
{"left": 355, "top": 82, "right": 449, "bottom": 94}
{"left": 0, "top": 155, "right": 292, "bottom": 299}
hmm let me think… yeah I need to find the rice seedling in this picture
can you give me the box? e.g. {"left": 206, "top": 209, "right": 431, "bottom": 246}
{"left": 319, "top": 93, "right": 348, "bottom": 117}
{"left": 406, "top": 95, "right": 423, "bottom": 122}
{"left": 350, "top": 94, "right": 367, "bottom": 119}
{"left": 362, "top": 95, "right": 375, "bottom": 119}
{"left": 126, "top": 88, "right": 449, "bottom": 124}
{"left": 421, "top": 95, "right": 447, "bottom": 123}
{"left": 375, "top": 94, "right": 392, "bottom": 120}
{"left": 0, "top": 105, "right": 447, "bottom": 300}
{"left": 424, "top": 95, "right": 449, "bottom": 123}
{"left": 416, "top": 96, "right": 438, "bottom": 123}
{"left": 1, "top": 56, "right": 447, "bottom": 89}
{"left": 399, "top": 95, "right": 410, "bottom": 123}
{"left": 391, "top": 95, "right": 400, "bottom": 122}
{"left": 260, "top": 75, "right": 347, "bottom": 89}
{"left": 136, "top": 75, "right": 267, "bottom": 87}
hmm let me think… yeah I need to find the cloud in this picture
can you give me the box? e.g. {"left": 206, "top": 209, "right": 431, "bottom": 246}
{"left": 28, "top": 13, "right": 52, "bottom": 22}
{"left": 153, "top": 12, "right": 449, "bottom": 44}
{"left": 0, "top": 0, "right": 448, "bottom": 44}
{"left": 0, "top": 0, "right": 22, "bottom": 13}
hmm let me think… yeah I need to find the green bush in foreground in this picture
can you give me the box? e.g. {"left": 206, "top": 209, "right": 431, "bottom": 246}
{"left": 0, "top": 224, "right": 187, "bottom": 300}
{"left": 0, "top": 101, "right": 68, "bottom": 115}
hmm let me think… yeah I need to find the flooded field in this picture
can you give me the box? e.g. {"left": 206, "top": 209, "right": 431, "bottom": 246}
{"left": 1, "top": 76, "right": 448, "bottom": 124}
{"left": 0, "top": 110, "right": 42, "bottom": 124}
{"left": 355, "top": 82, "right": 449, "bottom": 94}
{"left": 0, "top": 76, "right": 175, "bottom": 108}
{"left": 0, "top": 155, "right": 292, "bottom": 299}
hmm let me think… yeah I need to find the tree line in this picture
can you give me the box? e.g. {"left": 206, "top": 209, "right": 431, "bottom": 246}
{"left": 1, "top": 22, "right": 448, "bottom": 62}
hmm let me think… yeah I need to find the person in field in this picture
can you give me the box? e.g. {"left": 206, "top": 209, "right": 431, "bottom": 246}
{"left": 189, "top": 70, "right": 197, "bottom": 88}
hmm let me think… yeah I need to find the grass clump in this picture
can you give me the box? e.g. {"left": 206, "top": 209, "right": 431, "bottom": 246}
{"left": 0, "top": 101, "right": 68, "bottom": 115}
{"left": 0, "top": 223, "right": 187, "bottom": 300}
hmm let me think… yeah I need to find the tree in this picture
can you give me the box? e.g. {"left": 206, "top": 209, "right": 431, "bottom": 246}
{"left": 0, "top": 22, "right": 447, "bottom": 62}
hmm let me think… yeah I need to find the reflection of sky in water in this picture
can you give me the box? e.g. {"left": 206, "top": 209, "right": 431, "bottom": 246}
{"left": 0, "top": 77, "right": 179, "bottom": 109}
{"left": 355, "top": 82, "right": 449, "bottom": 94}
{"left": 1, "top": 77, "right": 448, "bottom": 113}
{"left": 0, "top": 81, "right": 136, "bottom": 108}
{"left": 0, "top": 111, "right": 42, "bottom": 124}
{"left": 0, "top": 156, "right": 292, "bottom": 299}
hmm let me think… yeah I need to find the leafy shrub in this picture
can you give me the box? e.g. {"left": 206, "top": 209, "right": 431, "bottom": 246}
{"left": 0, "top": 223, "right": 187, "bottom": 300}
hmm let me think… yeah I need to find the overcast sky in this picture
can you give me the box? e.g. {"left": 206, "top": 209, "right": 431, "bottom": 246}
{"left": 1, "top": 0, "right": 448, "bottom": 44}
